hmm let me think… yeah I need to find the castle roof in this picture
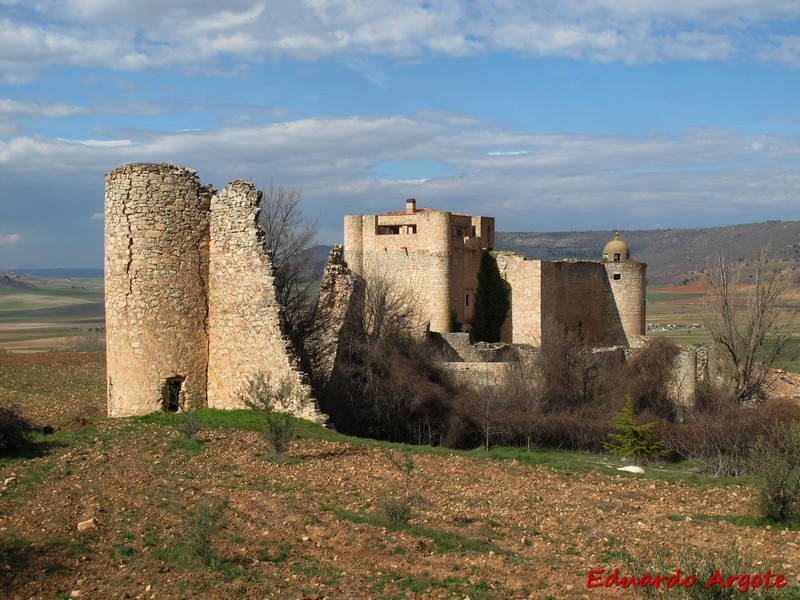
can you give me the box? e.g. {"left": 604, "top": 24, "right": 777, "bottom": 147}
{"left": 603, "top": 232, "right": 630, "bottom": 262}
{"left": 376, "top": 208, "right": 470, "bottom": 217}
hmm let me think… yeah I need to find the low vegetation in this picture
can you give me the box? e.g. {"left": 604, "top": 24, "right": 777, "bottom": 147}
{"left": 1, "top": 351, "right": 799, "bottom": 599}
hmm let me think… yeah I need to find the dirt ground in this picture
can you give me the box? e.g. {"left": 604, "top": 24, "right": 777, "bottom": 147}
{"left": 1, "top": 354, "right": 799, "bottom": 599}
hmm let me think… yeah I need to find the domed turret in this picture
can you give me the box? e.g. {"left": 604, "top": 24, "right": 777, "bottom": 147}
{"left": 602, "top": 232, "right": 630, "bottom": 262}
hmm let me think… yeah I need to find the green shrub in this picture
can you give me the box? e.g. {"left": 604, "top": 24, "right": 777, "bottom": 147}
{"left": 176, "top": 409, "right": 202, "bottom": 440}
{"left": 377, "top": 450, "right": 416, "bottom": 526}
{"left": 239, "top": 372, "right": 308, "bottom": 458}
{"left": 748, "top": 421, "right": 800, "bottom": 523}
{"left": 624, "top": 541, "right": 787, "bottom": 599}
{"left": 0, "top": 403, "right": 34, "bottom": 455}
{"left": 603, "top": 397, "right": 667, "bottom": 461}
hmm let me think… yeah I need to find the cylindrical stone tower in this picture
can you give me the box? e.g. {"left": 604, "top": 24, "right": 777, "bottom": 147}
{"left": 104, "top": 163, "right": 212, "bottom": 417}
{"left": 601, "top": 233, "right": 646, "bottom": 346}
{"left": 343, "top": 214, "right": 364, "bottom": 276}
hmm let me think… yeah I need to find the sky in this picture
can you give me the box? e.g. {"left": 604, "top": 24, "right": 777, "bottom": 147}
{"left": 1, "top": 1, "right": 799, "bottom": 268}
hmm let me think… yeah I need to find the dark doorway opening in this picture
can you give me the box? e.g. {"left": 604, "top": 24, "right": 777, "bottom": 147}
{"left": 163, "top": 377, "right": 183, "bottom": 412}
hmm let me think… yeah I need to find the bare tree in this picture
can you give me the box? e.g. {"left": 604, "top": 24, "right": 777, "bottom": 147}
{"left": 325, "top": 272, "right": 461, "bottom": 443}
{"left": 256, "top": 181, "right": 320, "bottom": 352}
{"left": 703, "top": 245, "right": 797, "bottom": 404}
{"left": 504, "top": 354, "right": 548, "bottom": 450}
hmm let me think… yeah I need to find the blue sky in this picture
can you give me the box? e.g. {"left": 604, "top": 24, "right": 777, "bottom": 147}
{"left": 1, "top": 1, "right": 799, "bottom": 268}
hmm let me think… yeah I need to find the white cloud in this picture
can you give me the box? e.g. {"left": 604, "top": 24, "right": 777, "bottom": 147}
{"left": 0, "top": 233, "right": 20, "bottom": 244}
{"left": 1, "top": 0, "right": 798, "bottom": 82}
{"left": 1, "top": 114, "right": 798, "bottom": 234}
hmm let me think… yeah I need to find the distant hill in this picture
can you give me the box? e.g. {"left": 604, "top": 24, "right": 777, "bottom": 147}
{"left": 10, "top": 268, "right": 104, "bottom": 279}
{"left": 496, "top": 221, "right": 800, "bottom": 286}
{"left": 0, "top": 271, "right": 35, "bottom": 290}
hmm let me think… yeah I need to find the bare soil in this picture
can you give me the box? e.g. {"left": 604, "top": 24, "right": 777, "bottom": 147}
{"left": 1, "top": 353, "right": 799, "bottom": 599}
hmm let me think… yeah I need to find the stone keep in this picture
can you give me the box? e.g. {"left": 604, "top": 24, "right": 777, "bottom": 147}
{"left": 105, "top": 163, "right": 320, "bottom": 420}
{"left": 345, "top": 200, "right": 645, "bottom": 348}
{"left": 344, "top": 199, "right": 494, "bottom": 333}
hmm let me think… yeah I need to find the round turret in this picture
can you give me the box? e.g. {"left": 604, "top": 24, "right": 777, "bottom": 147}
{"left": 602, "top": 232, "right": 630, "bottom": 262}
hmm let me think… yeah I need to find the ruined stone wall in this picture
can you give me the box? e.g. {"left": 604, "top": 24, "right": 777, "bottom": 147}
{"left": 206, "top": 181, "right": 320, "bottom": 420}
{"left": 494, "top": 253, "right": 542, "bottom": 345}
{"left": 106, "top": 164, "right": 323, "bottom": 421}
{"left": 671, "top": 347, "right": 698, "bottom": 418}
{"left": 105, "top": 164, "right": 212, "bottom": 417}
{"left": 439, "top": 361, "right": 510, "bottom": 388}
{"left": 307, "top": 245, "right": 363, "bottom": 390}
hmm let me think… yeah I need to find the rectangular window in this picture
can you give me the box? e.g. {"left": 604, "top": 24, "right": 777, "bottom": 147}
{"left": 613, "top": 273, "right": 621, "bottom": 280}
{"left": 614, "top": 253, "right": 621, "bottom": 261}
{"left": 465, "top": 293, "right": 470, "bottom": 306}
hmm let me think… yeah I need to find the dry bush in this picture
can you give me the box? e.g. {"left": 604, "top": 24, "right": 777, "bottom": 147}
{"left": 661, "top": 399, "right": 786, "bottom": 477}
{"left": 607, "top": 338, "right": 681, "bottom": 419}
{"left": 0, "top": 403, "right": 35, "bottom": 455}
{"left": 239, "top": 373, "right": 308, "bottom": 458}
{"left": 527, "top": 411, "right": 612, "bottom": 453}
{"left": 748, "top": 421, "right": 800, "bottom": 523}
{"left": 321, "top": 273, "right": 474, "bottom": 447}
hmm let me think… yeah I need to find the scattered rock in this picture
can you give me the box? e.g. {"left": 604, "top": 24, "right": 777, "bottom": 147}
{"left": 3, "top": 476, "right": 17, "bottom": 486}
{"left": 617, "top": 466, "right": 645, "bottom": 474}
{"left": 77, "top": 518, "right": 98, "bottom": 532}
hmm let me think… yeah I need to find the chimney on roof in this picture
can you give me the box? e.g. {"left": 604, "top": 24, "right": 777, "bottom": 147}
{"left": 406, "top": 198, "right": 416, "bottom": 215}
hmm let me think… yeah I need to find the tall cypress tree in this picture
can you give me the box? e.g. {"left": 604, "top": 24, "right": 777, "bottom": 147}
{"left": 471, "top": 251, "right": 510, "bottom": 342}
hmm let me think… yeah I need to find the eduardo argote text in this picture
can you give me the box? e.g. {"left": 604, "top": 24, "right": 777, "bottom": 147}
{"left": 587, "top": 567, "right": 787, "bottom": 592}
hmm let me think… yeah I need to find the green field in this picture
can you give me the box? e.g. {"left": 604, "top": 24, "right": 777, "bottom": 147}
{"left": 0, "top": 277, "right": 104, "bottom": 352}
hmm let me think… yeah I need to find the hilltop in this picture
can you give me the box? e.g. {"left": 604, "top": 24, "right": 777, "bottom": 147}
{"left": 496, "top": 220, "right": 800, "bottom": 286}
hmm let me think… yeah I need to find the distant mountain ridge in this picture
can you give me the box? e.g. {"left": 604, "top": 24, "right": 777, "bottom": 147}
{"left": 5, "top": 221, "right": 799, "bottom": 289}
{"left": 495, "top": 220, "right": 800, "bottom": 286}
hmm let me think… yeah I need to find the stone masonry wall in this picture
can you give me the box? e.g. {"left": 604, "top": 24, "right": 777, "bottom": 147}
{"left": 604, "top": 261, "right": 647, "bottom": 346}
{"left": 206, "top": 180, "right": 321, "bottom": 420}
{"left": 494, "top": 252, "right": 542, "bottom": 345}
{"left": 105, "top": 164, "right": 211, "bottom": 417}
{"left": 106, "top": 164, "right": 323, "bottom": 421}
{"left": 345, "top": 212, "right": 453, "bottom": 332}
{"left": 540, "top": 261, "right": 619, "bottom": 346}
{"left": 307, "top": 245, "right": 363, "bottom": 390}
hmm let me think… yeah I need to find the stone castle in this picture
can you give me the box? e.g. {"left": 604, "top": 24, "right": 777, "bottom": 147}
{"left": 345, "top": 200, "right": 646, "bottom": 347}
{"left": 105, "top": 164, "right": 653, "bottom": 418}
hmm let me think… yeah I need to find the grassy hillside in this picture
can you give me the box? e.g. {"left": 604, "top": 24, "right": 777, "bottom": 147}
{"left": 1, "top": 352, "right": 798, "bottom": 598}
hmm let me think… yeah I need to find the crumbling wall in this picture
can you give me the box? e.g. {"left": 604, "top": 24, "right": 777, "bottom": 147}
{"left": 307, "top": 244, "right": 363, "bottom": 390}
{"left": 105, "top": 164, "right": 323, "bottom": 422}
{"left": 105, "top": 164, "right": 212, "bottom": 417}
{"left": 439, "top": 362, "right": 510, "bottom": 388}
{"left": 206, "top": 180, "right": 321, "bottom": 421}
{"left": 671, "top": 346, "right": 698, "bottom": 419}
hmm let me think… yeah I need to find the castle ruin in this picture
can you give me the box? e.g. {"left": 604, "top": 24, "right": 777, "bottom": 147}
{"left": 104, "top": 163, "right": 322, "bottom": 420}
{"left": 105, "top": 165, "right": 678, "bottom": 419}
